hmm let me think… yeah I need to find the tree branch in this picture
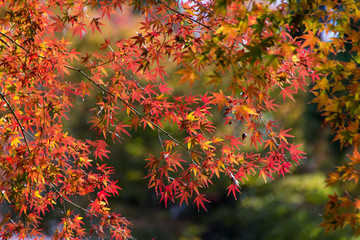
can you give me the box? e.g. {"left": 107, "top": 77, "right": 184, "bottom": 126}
{"left": 0, "top": 31, "right": 205, "bottom": 159}
{"left": 156, "top": 0, "right": 212, "bottom": 31}
{"left": 48, "top": 181, "right": 132, "bottom": 239}
{"left": 64, "top": 65, "right": 205, "bottom": 158}
{"left": 0, "top": 92, "right": 30, "bottom": 152}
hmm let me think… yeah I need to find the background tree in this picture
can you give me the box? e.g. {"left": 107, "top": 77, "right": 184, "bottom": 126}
{"left": 0, "top": 0, "right": 359, "bottom": 239}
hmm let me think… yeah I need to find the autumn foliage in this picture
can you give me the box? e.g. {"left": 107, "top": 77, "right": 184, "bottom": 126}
{"left": 0, "top": 0, "right": 359, "bottom": 239}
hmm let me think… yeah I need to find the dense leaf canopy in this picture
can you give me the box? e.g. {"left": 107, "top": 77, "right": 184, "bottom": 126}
{"left": 0, "top": 0, "right": 359, "bottom": 239}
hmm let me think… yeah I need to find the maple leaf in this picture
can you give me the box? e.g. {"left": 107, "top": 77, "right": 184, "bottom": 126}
{"left": 211, "top": 90, "right": 228, "bottom": 110}
{"left": 278, "top": 128, "right": 294, "bottom": 143}
{"left": 159, "top": 83, "right": 173, "bottom": 94}
{"left": 280, "top": 87, "right": 296, "bottom": 102}
{"left": 90, "top": 17, "right": 105, "bottom": 34}
{"left": 159, "top": 185, "right": 174, "bottom": 207}
{"left": 193, "top": 194, "right": 210, "bottom": 211}
{"left": 264, "top": 139, "right": 276, "bottom": 151}
{"left": 176, "top": 64, "right": 198, "bottom": 87}
{"left": 114, "top": 121, "right": 131, "bottom": 140}
{"left": 90, "top": 140, "right": 110, "bottom": 160}
{"left": 200, "top": 92, "right": 213, "bottom": 105}
{"left": 71, "top": 22, "right": 87, "bottom": 38}
{"left": 225, "top": 135, "right": 244, "bottom": 149}
{"left": 165, "top": 153, "right": 185, "bottom": 171}
{"left": 227, "top": 184, "right": 241, "bottom": 200}
{"left": 263, "top": 98, "right": 280, "bottom": 112}
{"left": 354, "top": 199, "right": 360, "bottom": 211}
{"left": 278, "top": 162, "right": 291, "bottom": 178}
{"left": 287, "top": 144, "right": 305, "bottom": 162}
{"left": 67, "top": 49, "right": 80, "bottom": 63}
{"left": 301, "top": 31, "right": 319, "bottom": 50}
{"left": 178, "top": 190, "right": 191, "bottom": 206}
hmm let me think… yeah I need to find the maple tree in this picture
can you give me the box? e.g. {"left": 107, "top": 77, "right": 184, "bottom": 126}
{"left": 0, "top": 0, "right": 359, "bottom": 239}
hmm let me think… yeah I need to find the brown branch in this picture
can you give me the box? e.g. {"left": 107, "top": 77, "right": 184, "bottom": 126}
{"left": 48, "top": 181, "right": 132, "bottom": 239}
{"left": 156, "top": 0, "right": 212, "bottom": 31}
{"left": 0, "top": 31, "right": 205, "bottom": 159}
{"left": 64, "top": 65, "right": 205, "bottom": 158}
{"left": 0, "top": 92, "right": 30, "bottom": 152}
{"left": 0, "top": 32, "right": 29, "bottom": 53}
{"left": 0, "top": 37, "right": 10, "bottom": 48}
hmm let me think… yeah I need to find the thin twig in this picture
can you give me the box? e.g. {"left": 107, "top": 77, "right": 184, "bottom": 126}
{"left": 49, "top": 181, "right": 131, "bottom": 239}
{"left": 0, "top": 37, "right": 10, "bottom": 48}
{"left": 106, "top": 45, "right": 144, "bottom": 89}
{"left": 157, "top": 0, "right": 290, "bottom": 177}
{"left": 156, "top": 0, "right": 212, "bottom": 31}
{"left": 0, "top": 31, "right": 205, "bottom": 160}
{"left": 64, "top": 64, "right": 205, "bottom": 158}
{"left": 0, "top": 92, "right": 30, "bottom": 151}
{"left": 0, "top": 32, "right": 29, "bottom": 53}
